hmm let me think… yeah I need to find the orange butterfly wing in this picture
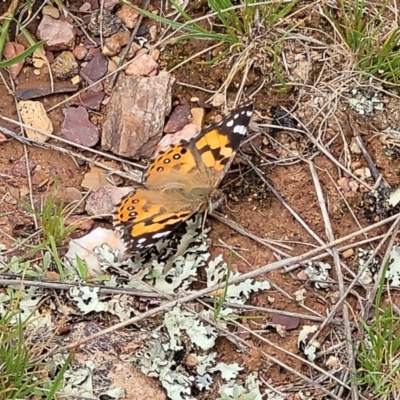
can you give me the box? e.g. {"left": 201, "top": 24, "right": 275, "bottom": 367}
{"left": 114, "top": 102, "right": 254, "bottom": 253}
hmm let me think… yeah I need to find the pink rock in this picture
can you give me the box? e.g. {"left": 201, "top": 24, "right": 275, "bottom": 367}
{"left": 117, "top": 5, "right": 140, "bottom": 29}
{"left": 11, "top": 156, "right": 35, "bottom": 177}
{"left": 85, "top": 0, "right": 99, "bottom": 9}
{"left": 37, "top": 15, "right": 75, "bottom": 51}
{"left": 125, "top": 54, "right": 157, "bottom": 77}
{"left": 73, "top": 45, "right": 88, "bottom": 61}
{"left": 69, "top": 92, "right": 105, "bottom": 110}
{"left": 79, "top": 2, "right": 92, "bottom": 12}
{"left": 104, "top": 0, "right": 119, "bottom": 9}
{"left": 2, "top": 42, "right": 25, "bottom": 80}
{"left": 80, "top": 53, "right": 108, "bottom": 83}
{"left": 61, "top": 106, "right": 99, "bottom": 147}
{"left": 164, "top": 105, "right": 192, "bottom": 133}
{"left": 155, "top": 124, "right": 200, "bottom": 154}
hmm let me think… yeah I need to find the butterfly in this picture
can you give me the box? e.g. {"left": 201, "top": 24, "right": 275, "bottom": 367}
{"left": 113, "top": 101, "right": 255, "bottom": 253}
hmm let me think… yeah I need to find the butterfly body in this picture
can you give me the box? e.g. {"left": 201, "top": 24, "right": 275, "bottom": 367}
{"left": 114, "top": 102, "right": 254, "bottom": 253}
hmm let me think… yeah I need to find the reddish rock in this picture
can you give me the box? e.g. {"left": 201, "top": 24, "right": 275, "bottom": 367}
{"left": 61, "top": 106, "right": 99, "bottom": 147}
{"left": 80, "top": 53, "right": 108, "bottom": 83}
{"left": 84, "top": 0, "right": 99, "bottom": 9}
{"left": 126, "top": 42, "right": 141, "bottom": 59}
{"left": 72, "top": 45, "right": 88, "bottom": 61}
{"left": 271, "top": 315, "right": 300, "bottom": 331}
{"left": 37, "top": 15, "right": 75, "bottom": 51}
{"left": 79, "top": 2, "right": 92, "bottom": 12}
{"left": 164, "top": 105, "right": 192, "bottom": 133}
{"left": 57, "top": 187, "right": 86, "bottom": 214}
{"left": 117, "top": 5, "right": 140, "bottom": 29}
{"left": 102, "top": 31, "right": 131, "bottom": 56}
{"left": 102, "top": 72, "right": 175, "bottom": 158}
{"left": 15, "top": 81, "right": 78, "bottom": 100}
{"left": 86, "top": 184, "right": 133, "bottom": 215}
{"left": 66, "top": 215, "right": 94, "bottom": 233}
{"left": 125, "top": 54, "right": 157, "bottom": 77}
{"left": 69, "top": 92, "right": 105, "bottom": 111}
{"left": 11, "top": 157, "right": 35, "bottom": 177}
{"left": 2, "top": 42, "right": 25, "bottom": 80}
{"left": 104, "top": 0, "right": 119, "bottom": 9}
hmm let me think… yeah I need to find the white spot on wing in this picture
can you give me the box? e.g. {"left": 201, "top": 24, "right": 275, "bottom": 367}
{"left": 152, "top": 230, "right": 171, "bottom": 239}
{"left": 233, "top": 125, "right": 246, "bottom": 135}
{"left": 138, "top": 238, "right": 147, "bottom": 244}
{"left": 226, "top": 119, "right": 234, "bottom": 127}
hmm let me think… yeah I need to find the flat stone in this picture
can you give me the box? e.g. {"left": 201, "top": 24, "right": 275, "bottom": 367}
{"left": 80, "top": 53, "right": 108, "bottom": 83}
{"left": 19, "top": 100, "right": 53, "bottom": 142}
{"left": 85, "top": 184, "right": 133, "bottom": 215}
{"left": 3, "top": 42, "right": 25, "bottom": 80}
{"left": 102, "top": 72, "right": 175, "bottom": 158}
{"left": 11, "top": 157, "right": 36, "bottom": 178}
{"left": 65, "top": 215, "right": 94, "bottom": 232}
{"left": 190, "top": 107, "right": 205, "bottom": 128}
{"left": 37, "top": 15, "right": 75, "bottom": 51}
{"left": 51, "top": 51, "right": 79, "bottom": 80}
{"left": 117, "top": 5, "right": 140, "bottom": 29}
{"left": 61, "top": 106, "right": 99, "bottom": 147}
{"left": 59, "top": 187, "right": 85, "bottom": 213}
{"left": 15, "top": 81, "right": 78, "bottom": 100}
{"left": 164, "top": 104, "right": 192, "bottom": 133}
{"left": 271, "top": 314, "right": 300, "bottom": 331}
{"left": 125, "top": 54, "right": 158, "bottom": 77}
{"left": 69, "top": 92, "right": 105, "bottom": 110}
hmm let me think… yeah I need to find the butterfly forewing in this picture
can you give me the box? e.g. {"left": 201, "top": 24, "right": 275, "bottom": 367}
{"left": 192, "top": 101, "right": 254, "bottom": 185}
{"left": 113, "top": 101, "right": 255, "bottom": 253}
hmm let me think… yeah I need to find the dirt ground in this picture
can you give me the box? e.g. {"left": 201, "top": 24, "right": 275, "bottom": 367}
{"left": 1, "top": 1, "right": 400, "bottom": 399}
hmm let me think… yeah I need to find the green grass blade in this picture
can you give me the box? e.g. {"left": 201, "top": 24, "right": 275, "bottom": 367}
{"left": 0, "top": 40, "right": 44, "bottom": 68}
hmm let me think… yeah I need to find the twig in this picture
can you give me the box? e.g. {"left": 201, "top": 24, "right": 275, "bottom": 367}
{"left": 0, "top": 122, "right": 143, "bottom": 181}
{"left": 31, "top": 212, "right": 400, "bottom": 362}
{"left": 307, "top": 214, "right": 400, "bottom": 347}
{"left": 309, "top": 163, "right": 358, "bottom": 400}
{"left": 362, "top": 219, "right": 400, "bottom": 318}
{"left": 0, "top": 276, "right": 162, "bottom": 298}
{"left": 211, "top": 211, "right": 292, "bottom": 251}
{"left": 354, "top": 135, "right": 383, "bottom": 186}
{"left": 244, "top": 155, "right": 362, "bottom": 277}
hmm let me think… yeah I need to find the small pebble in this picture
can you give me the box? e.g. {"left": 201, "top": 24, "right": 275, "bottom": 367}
{"left": 342, "top": 249, "right": 354, "bottom": 259}
{"left": 71, "top": 75, "right": 81, "bottom": 85}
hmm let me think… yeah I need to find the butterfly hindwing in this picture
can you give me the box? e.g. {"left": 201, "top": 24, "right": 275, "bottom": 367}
{"left": 113, "top": 101, "right": 255, "bottom": 253}
{"left": 114, "top": 187, "right": 195, "bottom": 252}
